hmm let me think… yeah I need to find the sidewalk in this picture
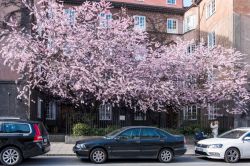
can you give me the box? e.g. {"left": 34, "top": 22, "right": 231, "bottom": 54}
{"left": 45, "top": 143, "right": 195, "bottom": 156}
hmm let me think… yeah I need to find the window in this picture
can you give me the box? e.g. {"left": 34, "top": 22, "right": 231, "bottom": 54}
{"left": 64, "top": 8, "right": 76, "bottom": 25}
{"left": 167, "top": 19, "right": 178, "bottom": 34}
{"left": 1, "top": 123, "right": 31, "bottom": 133}
{"left": 208, "top": 103, "right": 218, "bottom": 120}
{"left": 99, "top": 103, "right": 112, "bottom": 120}
{"left": 134, "top": 16, "right": 146, "bottom": 31}
{"left": 207, "top": 67, "right": 214, "bottom": 82}
{"left": 184, "top": 15, "right": 196, "bottom": 32}
{"left": 187, "top": 43, "right": 196, "bottom": 54}
{"left": 134, "top": 112, "right": 146, "bottom": 121}
{"left": 208, "top": 31, "right": 216, "bottom": 48}
{"left": 167, "top": 0, "right": 176, "bottom": 5}
{"left": 134, "top": 45, "right": 147, "bottom": 61}
{"left": 206, "top": 0, "right": 216, "bottom": 19}
{"left": 118, "top": 128, "right": 140, "bottom": 140}
{"left": 99, "top": 12, "right": 112, "bottom": 28}
{"left": 140, "top": 128, "right": 160, "bottom": 139}
{"left": 46, "top": 101, "right": 57, "bottom": 120}
{"left": 37, "top": 97, "right": 42, "bottom": 119}
{"left": 184, "top": 105, "right": 198, "bottom": 120}
{"left": 219, "top": 130, "right": 247, "bottom": 139}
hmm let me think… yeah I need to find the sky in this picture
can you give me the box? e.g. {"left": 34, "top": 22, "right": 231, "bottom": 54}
{"left": 184, "top": 0, "right": 192, "bottom": 7}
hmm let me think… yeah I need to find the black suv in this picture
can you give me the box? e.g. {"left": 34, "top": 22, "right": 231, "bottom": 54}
{"left": 0, "top": 117, "right": 50, "bottom": 166}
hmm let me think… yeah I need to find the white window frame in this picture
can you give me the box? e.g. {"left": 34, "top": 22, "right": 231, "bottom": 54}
{"left": 208, "top": 31, "right": 216, "bottom": 48}
{"left": 99, "top": 103, "right": 112, "bottom": 120}
{"left": 187, "top": 43, "right": 196, "bottom": 54}
{"left": 46, "top": 101, "right": 57, "bottom": 120}
{"left": 184, "top": 105, "right": 198, "bottom": 120}
{"left": 206, "top": 0, "right": 216, "bottom": 19}
{"left": 134, "top": 15, "right": 146, "bottom": 31}
{"left": 208, "top": 103, "right": 218, "bottom": 120}
{"left": 37, "top": 97, "right": 42, "bottom": 119}
{"left": 167, "top": 0, "right": 176, "bottom": 5}
{"left": 167, "top": 19, "right": 178, "bottom": 34}
{"left": 184, "top": 15, "right": 196, "bottom": 33}
{"left": 99, "top": 12, "right": 112, "bottom": 28}
{"left": 64, "top": 8, "right": 76, "bottom": 25}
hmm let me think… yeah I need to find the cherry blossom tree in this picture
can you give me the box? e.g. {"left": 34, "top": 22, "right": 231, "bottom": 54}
{"left": 136, "top": 39, "right": 249, "bottom": 114}
{"left": 0, "top": 0, "right": 249, "bottom": 114}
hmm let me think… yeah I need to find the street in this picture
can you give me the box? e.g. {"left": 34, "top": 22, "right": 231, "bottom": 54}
{"left": 20, "top": 156, "right": 250, "bottom": 166}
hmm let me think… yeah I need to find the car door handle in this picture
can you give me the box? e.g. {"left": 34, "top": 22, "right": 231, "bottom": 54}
{"left": 160, "top": 139, "right": 165, "bottom": 142}
{"left": 136, "top": 140, "right": 140, "bottom": 143}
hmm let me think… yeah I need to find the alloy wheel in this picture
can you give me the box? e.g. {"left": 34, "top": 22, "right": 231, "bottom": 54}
{"left": 90, "top": 148, "right": 107, "bottom": 163}
{"left": 1, "top": 147, "right": 21, "bottom": 166}
{"left": 159, "top": 149, "right": 173, "bottom": 163}
{"left": 225, "top": 148, "right": 240, "bottom": 163}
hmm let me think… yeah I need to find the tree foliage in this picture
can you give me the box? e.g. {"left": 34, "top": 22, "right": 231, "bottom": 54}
{"left": 0, "top": 0, "right": 249, "bottom": 114}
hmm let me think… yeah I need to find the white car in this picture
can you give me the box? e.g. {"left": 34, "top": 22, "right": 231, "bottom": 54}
{"left": 195, "top": 128, "right": 250, "bottom": 163}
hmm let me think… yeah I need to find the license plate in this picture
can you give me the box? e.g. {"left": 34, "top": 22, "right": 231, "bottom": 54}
{"left": 196, "top": 147, "right": 203, "bottom": 152}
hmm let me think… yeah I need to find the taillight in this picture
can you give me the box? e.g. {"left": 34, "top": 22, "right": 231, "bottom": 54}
{"left": 33, "top": 124, "right": 43, "bottom": 142}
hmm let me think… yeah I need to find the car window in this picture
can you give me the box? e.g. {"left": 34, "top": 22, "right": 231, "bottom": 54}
{"left": 2, "top": 123, "right": 31, "bottom": 134}
{"left": 219, "top": 130, "right": 247, "bottom": 139}
{"left": 140, "top": 128, "right": 160, "bottom": 139}
{"left": 156, "top": 129, "right": 170, "bottom": 137}
{"left": 118, "top": 128, "right": 140, "bottom": 140}
{"left": 244, "top": 132, "right": 250, "bottom": 137}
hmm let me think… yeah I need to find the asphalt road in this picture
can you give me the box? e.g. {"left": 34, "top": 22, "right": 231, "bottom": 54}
{"left": 20, "top": 156, "right": 250, "bottom": 166}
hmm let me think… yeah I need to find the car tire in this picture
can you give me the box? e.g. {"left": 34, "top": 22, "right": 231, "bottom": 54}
{"left": 90, "top": 148, "right": 107, "bottom": 164}
{"left": 224, "top": 147, "right": 240, "bottom": 163}
{"left": 0, "top": 146, "right": 23, "bottom": 166}
{"left": 158, "top": 148, "right": 174, "bottom": 163}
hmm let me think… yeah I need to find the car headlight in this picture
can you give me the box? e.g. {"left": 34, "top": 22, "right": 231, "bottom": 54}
{"left": 76, "top": 143, "right": 86, "bottom": 149}
{"left": 208, "top": 144, "right": 223, "bottom": 148}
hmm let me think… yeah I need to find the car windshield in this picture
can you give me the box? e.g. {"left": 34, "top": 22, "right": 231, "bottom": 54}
{"left": 104, "top": 128, "right": 123, "bottom": 138}
{"left": 219, "top": 130, "right": 247, "bottom": 139}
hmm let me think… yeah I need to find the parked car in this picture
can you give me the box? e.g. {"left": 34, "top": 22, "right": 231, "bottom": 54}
{"left": 0, "top": 117, "right": 50, "bottom": 166}
{"left": 195, "top": 128, "right": 250, "bottom": 163}
{"left": 73, "top": 126, "right": 186, "bottom": 163}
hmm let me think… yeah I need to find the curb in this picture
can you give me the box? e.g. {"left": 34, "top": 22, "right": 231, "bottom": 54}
{"left": 43, "top": 154, "right": 196, "bottom": 157}
{"left": 43, "top": 154, "right": 75, "bottom": 156}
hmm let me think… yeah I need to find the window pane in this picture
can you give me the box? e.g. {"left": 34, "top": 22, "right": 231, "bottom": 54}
{"left": 140, "top": 128, "right": 160, "bottom": 139}
{"left": 119, "top": 129, "right": 140, "bottom": 139}
{"left": 3, "top": 123, "right": 30, "bottom": 133}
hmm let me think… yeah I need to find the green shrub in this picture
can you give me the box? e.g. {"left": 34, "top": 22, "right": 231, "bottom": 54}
{"left": 72, "top": 123, "right": 91, "bottom": 136}
{"left": 72, "top": 124, "right": 119, "bottom": 136}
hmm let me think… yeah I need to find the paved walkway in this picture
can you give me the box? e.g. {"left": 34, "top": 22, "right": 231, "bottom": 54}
{"left": 46, "top": 143, "right": 195, "bottom": 156}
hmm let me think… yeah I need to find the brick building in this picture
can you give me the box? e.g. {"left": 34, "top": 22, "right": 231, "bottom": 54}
{"left": 1, "top": 0, "right": 250, "bottom": 134}
{"left": 181, "top": 0, "right": 250, "bottom": 129}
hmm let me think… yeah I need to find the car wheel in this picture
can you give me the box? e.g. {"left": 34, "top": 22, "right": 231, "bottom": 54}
{"left": 0, "top": 146, "right": 23, "bottom": 166}
{"left": 224, "top": 148, "right": 240, "bottom": 163}
{"left": 90, "top": 148, "right": 107, "bottom": 164}
{"left": 158, "top": 148, "right": 174, "bottom": 163}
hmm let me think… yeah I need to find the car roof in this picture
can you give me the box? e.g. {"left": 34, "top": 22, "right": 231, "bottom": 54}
{"left": 122, "top": 126, "right": 159, "bottom": 130}
{"left": 0, "top": 117, "right": 41, "bottom": 124}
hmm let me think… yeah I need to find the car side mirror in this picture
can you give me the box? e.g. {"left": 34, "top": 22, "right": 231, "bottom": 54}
{"left": 243, "top": 136, "right": 250, "bottom": 142}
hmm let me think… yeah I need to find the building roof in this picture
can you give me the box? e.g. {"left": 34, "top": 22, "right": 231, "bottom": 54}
{"left": 60, "top": 0, "right": 186, "bottom": 14}
{"left": 109, "top": 0, "right": 178, "bottom": 8}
